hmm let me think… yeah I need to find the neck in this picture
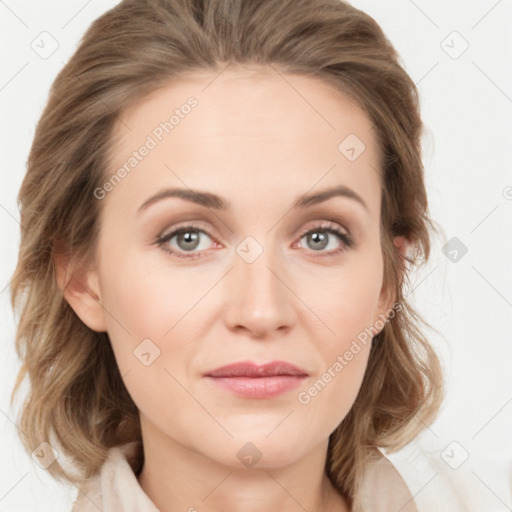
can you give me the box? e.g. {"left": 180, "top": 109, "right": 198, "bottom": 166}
{"left": 137, "top": 420, "right": 350, "bottom": 512}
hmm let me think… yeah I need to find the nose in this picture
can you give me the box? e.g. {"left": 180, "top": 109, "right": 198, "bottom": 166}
{"left": 223, "top": 245, "right": 297, "bottom": 338}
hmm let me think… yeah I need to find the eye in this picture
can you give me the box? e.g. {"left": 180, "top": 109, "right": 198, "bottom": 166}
{"left": 156, "top": 224, "right": 217, "bottom": 259}
{"left": 295, "top": 221, "right": 354, "bottom": 257}
{"left": 155, "top": 221, "right": 354, "bottom": 260}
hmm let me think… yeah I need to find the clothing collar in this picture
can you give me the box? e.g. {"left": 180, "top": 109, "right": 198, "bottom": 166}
{"left": 72, "top": 440, "right": 417, "bottom": 512}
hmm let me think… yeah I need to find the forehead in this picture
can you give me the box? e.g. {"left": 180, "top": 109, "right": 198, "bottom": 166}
{"left": 116, "top": 66, "right": 377, "bottom": 145}
{"left": 105, "top": 67, "right": 382, "bottom": 218}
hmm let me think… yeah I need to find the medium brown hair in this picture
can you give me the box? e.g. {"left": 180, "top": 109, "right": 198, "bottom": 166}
{"left": 10, "top": 0, "right": 444, "bottom": 506}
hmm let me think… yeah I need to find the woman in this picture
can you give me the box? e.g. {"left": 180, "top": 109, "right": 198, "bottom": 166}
{"left": 10, "top": 0, "right": 447, "bottom": 510}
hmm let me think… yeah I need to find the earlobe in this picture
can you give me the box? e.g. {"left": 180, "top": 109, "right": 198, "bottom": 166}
{"left": 393, "top": 235, "right": 409, "bottom": 260}
{"left": 54, "top": 251, "right": 107, "bottom": 332}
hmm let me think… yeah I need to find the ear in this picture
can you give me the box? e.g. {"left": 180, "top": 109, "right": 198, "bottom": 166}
{"left": 54, "top": 249, "right": 107, "bottom": 332}
{"left": 373, "top": 235, "right": 409, "bottom": 330}
{"left": 393, "top": 234, "right": 409, "bottom": 261}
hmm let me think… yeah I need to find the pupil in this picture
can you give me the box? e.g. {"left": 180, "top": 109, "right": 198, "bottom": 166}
{"left": 179, "top": 231, "right": 199, "bottom": 250}
{"left": 309, "top": 231, "right": 327, "bottom": 250}
{"left": 176, "top": 230, "right": 330, "bottom": 252}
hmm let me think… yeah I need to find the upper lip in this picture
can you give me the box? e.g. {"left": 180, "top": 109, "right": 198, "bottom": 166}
{"left": 205, "top": 360, "right": 309, "bottom": 378}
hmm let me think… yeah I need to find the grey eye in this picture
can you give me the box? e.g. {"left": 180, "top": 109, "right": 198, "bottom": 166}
{"left": 306, "top": 231, "right": 330, "bottom": 251}
{"left": 175, "top": 230, "right": 201, "bottom": 251}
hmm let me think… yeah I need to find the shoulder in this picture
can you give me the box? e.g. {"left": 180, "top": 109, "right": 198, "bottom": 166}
{"left": 71, "top": 473, "right": 103, "bottom": 512}
{"left": 362, "top": 432, "right": 511, "bottom": 512}
{"left": 71, "top": 441, "right": 159, "bottom": 512}
{"left": 354, "top": 448, "right": 419, "bottom": 512}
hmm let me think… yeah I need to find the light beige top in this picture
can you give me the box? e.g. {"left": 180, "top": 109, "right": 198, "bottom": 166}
{"left": 70, "top": 438, "right": 509, "bottom": 511}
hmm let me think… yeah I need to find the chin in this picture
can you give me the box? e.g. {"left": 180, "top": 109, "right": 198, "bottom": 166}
{"left": 219, "top": 432, "right": 312, "bottom": 469}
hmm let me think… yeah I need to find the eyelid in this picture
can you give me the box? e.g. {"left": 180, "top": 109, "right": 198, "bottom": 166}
{"left": 296, "top": 219, "right": 349, "bottom": 239}
{"left": 155, "top": 218, "right": 354, "bottom": 259}
{"left": 158, "top": 220, "right": 216, "bottom": 241}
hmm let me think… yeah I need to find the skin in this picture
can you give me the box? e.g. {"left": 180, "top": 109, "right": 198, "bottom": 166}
{"left": 58, "top": 65, "right": 408, "bottom": 512}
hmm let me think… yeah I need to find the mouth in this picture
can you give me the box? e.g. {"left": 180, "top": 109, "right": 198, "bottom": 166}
{"left": 204, "top": 360, "right": 309, "bottom": 399}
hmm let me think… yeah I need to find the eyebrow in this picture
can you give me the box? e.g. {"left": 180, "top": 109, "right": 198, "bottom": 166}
{"left": 137, "top": 184, "right": 368, "bottom": 213}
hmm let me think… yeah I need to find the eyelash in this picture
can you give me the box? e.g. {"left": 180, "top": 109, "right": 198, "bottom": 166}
{"left": 155, "top": 221, "right": 354, "bottom": 260}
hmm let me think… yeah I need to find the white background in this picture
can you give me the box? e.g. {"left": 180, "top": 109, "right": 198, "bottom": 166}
{"left": 1, "top": 0, "right": 511, "bottom": 510}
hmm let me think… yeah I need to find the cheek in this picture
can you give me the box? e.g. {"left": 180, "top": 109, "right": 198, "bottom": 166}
{"left": 312, "top": 254, "right": 384, "bottom": 345}
{"left": 295, "top": 339, "right": 372, "bottom": 442}
{"left": 299, "top": 255, "right": 383, "bottom": 421}
{"left": 96, "top": 245, "right": 221, "bottom": 403}
{"left": 99, "top": 242, "right": 197, "bottom": 333}
{"left": 324, "top": 342, "right": 372, "bottom": 404}
{"left": 96, "top": 254, "right": 197, "bottom": 423}
{"left": 96, "top": 247, "right": 191, "bottom": 371}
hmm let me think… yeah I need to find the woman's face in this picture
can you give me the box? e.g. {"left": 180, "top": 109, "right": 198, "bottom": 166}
{"left": 80, "top": 67, "right": 401, "bottom": 468}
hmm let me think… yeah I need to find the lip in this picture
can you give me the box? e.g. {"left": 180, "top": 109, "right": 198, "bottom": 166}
{"left": 205, "top": 360, "right": 309, "bottom": 378}
{"left": 204, "top": 360, "right": 309, "bottom": 399}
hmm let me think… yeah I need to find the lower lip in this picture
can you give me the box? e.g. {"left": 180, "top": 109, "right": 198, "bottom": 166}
{"left": 206, "top": 375, "right": 307, "bottom": 398}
